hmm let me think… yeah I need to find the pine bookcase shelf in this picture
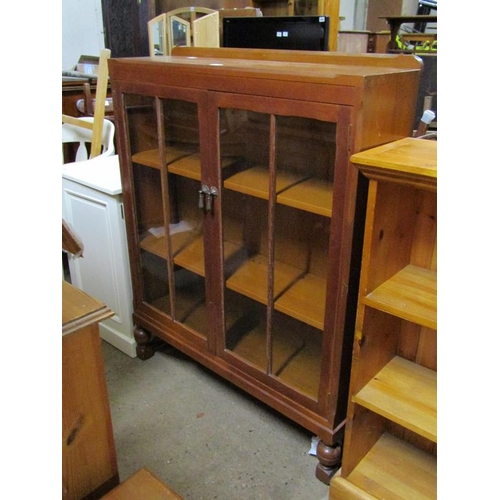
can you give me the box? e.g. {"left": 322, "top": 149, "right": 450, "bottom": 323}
{"left": 363, "top": 264, "right": 437, "bottom": 330}
{"left": 338, "top": 432, "right": 437, "bottom": 500}
{"left": 353, "top": 356, "right": 437, "bottom": 442}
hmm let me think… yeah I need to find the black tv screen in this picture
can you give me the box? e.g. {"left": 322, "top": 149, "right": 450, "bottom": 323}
{"left": 222, "top": 16, "right": 330, "bottom": 52}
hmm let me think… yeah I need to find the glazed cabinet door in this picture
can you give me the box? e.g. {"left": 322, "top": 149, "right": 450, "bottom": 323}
{"left": 210, "top": 93, "right": 352, "bottom": 414}
{"left": 118, "top": 89, "right": 212, "bottom": 346}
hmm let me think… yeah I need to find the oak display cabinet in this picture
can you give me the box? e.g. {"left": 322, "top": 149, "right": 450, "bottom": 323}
{"left": 330, "top": 137, "right": 437, "bottom": 498}
{"left": 108, "top": 48, "right": 421, "bottom": 481}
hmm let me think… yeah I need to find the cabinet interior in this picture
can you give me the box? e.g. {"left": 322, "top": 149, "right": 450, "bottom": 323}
{"left": 122, "top": 94, "right": 341, "bottom": 400}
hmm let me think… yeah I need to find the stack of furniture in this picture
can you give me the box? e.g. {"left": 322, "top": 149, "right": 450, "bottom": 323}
{"left": 148, "top": 7, "right": 220, "bottom": 56}
{"left": 330, "top": 137, "right": 437, "bottom": 498}
{"left": 108, "top": 47, "right": 421, "bottom": 481}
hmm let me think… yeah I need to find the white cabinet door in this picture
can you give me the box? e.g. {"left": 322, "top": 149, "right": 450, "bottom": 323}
{"left": 62, "top": 178, "right": 136, "bottom": 357}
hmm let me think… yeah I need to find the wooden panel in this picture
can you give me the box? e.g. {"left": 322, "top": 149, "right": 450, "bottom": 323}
{"left": 353, "top": 356, "right": 437, "bottom": 442}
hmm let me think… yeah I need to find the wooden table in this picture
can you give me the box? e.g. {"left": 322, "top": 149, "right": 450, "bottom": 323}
{"left": 380, "top": 15, "right": 437, "bottom": 52}
{"left": 62, "top": 281, "right": 118, "bottom": 499}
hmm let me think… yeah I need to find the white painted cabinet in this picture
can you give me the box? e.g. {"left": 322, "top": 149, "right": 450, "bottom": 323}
{"left": 62, "top": 155, "right": 136, "bottom": 357}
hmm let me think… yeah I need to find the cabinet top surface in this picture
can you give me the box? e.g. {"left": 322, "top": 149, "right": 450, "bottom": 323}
{"left": 109, "top": 51, "right": 422, "bottom": 87}
{"left": 62, "top": 281, "right": 113, "bottom": 336}
{"left": 62, "top": 154, "right": 122, "bottom": 195}
{"left": 350, "top": 137, "right": 437, "bottom": 182}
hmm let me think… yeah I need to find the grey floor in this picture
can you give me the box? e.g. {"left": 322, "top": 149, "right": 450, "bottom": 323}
{"left": 102, "top": 340, "right": 330, "bottom": 500}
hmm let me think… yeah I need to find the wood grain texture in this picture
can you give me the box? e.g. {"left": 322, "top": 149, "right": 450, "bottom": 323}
{"left": 102, "top": 468, "right": 183, "bottom": 499}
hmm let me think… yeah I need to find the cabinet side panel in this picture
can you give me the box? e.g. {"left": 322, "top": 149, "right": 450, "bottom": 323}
{"left": 351, "top": 307, "right": 401, "bottom": 394}
{"left": 398, "top": 323, "right": 437, "bottom": 371}
{"left": 410, "top": 190, "right": 437, "bottom": 272}
{"left": 342, "top": 405, "right": 386, "bottom": 477}
{"left": 386, "top": 420, "right": 437, "bottom": 456}
{"left": 365, "top": 182, "right": 419, "bottom": 293}
{"left": 62, "top": 327, "right": 118, "bottom": 498}
{"left": 359, "top": 72, "right": 420, "bottom": 150}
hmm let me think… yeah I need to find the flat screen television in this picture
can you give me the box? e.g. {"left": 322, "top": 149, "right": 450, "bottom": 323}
{"left": 222, "top": 16, "right": 330, "bottom": 52}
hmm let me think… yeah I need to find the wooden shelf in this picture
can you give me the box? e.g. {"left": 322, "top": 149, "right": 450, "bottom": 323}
{"left": 167, "top": 153, "right": 203, "bottom": 180}
{"left": 131, "top": 147, "right": 192, "bottom": 169}
{"left": 229, "top": 321, "right": 303, "bottom": 373}
{"left": 226, "top": 254, "right": 304, "bottom": 305}
{"left": 139, "top": 229, "right": 198, "bottom": 260}
{"left": 227, "top": 256, "right": 326, "bottom": 330}
{"left": 364, "top": 264, "right": 437, "bottom": 330}
{"left": 174, "top": 236, "right": 241, "bottom": 277}
{"left": 151, "top": 293, "right": 207, "bottom": 335}
{"left": 277, "top": 178, "right": 333, "bottom": 217}
{"left": 141, "top": 230, "right": 242, "bottom": 278}
{"left": 345, "top": 432, "right": 437, "bottom": 499}
{"left": 275, "top": 273, "right": 326, "bottom": 330}
{"left": 167, "top": 154, "right": 239, "bottom": 181}
{"left": 224, "top": 166, "right": 308, "bottom": 200}
{"left": 276, "top": 337, "right": 321, "bottom": 398}
{"left": 353, "top": 356, "right": 437, "bottom": 442}
{"left": 228, "top": 317, "right": 320, "bottom": 397}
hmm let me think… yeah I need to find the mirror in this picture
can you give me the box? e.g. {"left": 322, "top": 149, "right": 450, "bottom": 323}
{"left": 148, "top": 14, "right": 168, "bottom": 56}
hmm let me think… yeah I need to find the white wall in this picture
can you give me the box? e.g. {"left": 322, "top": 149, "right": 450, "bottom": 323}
{"left": 339, "top": 0, "right": 357, "bottom": 31}
{"left": 62, "top": 0, "right": 106, "bottom": 70}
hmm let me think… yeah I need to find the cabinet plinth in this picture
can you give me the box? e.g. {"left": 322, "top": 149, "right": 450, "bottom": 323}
{"left": 109, "top": 49, "right": 421, "bottom": 482}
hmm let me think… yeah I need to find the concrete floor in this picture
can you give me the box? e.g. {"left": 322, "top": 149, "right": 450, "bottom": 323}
{"left": 102, "top": 340, "right": 330, "bottom": 500}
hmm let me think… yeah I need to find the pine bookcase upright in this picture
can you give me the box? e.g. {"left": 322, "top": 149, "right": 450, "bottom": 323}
{"left": 330, "top": 137, "right": 437, "bottom": 498}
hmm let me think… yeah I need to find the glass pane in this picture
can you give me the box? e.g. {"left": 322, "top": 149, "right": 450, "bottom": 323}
{"left": 161, "top": 98, "right": 207, "bottom": 337}
{"left": 221, "top": 109, "right": 270, "bottom": 371}
{"left": 124, "top": 94, "right": 168, "bottom": 309}
{"left": 220, "top": 106, "right": 336, "bottom": 398}
{"left": 271, "top": 115, "right": 336, "bottom": 399}
{"left": 124, "top": 93, "right": 207, "bottom": 338}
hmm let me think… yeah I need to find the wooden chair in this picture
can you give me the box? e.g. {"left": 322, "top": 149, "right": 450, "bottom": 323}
{"left": 62, "top": 116, "right": 115, "bottom": 163}
{"left": 62, "top": 48, "right": 111, "bottom": 159}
